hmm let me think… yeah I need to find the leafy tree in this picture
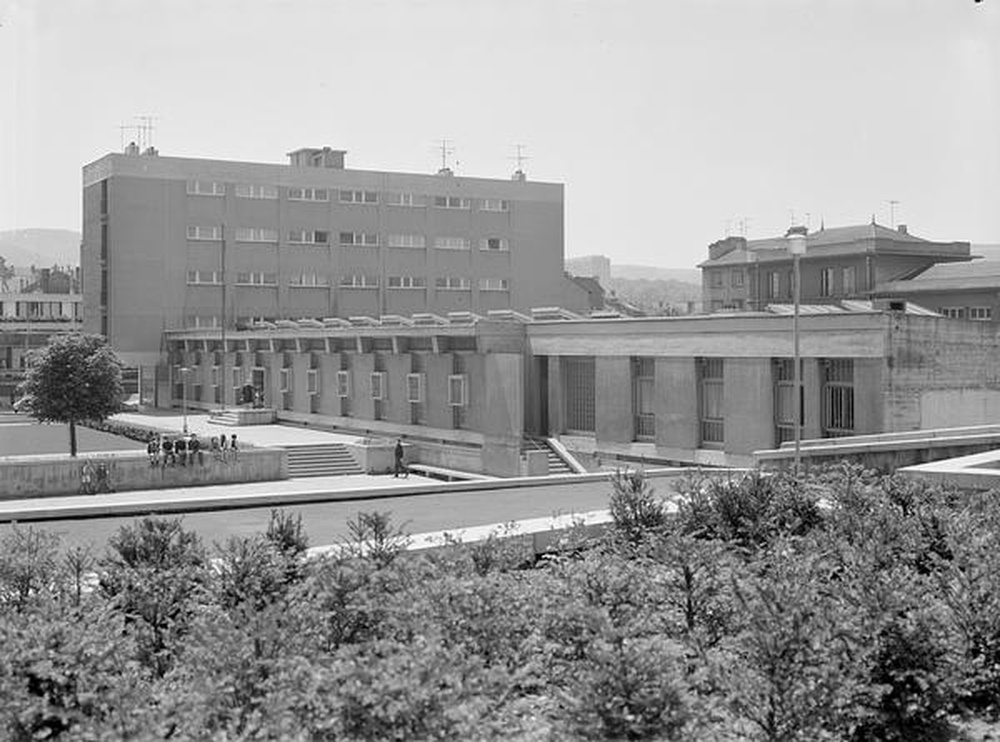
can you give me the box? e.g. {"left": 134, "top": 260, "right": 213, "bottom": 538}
{"left": 16, "top": 332, "right": 125, "bottom": 457}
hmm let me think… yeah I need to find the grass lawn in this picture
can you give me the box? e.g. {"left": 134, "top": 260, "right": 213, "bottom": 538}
{"left": 0, "top": 416, "right": 144, "bottom": 457}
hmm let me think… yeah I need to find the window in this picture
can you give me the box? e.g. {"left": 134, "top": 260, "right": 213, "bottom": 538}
{"left": 407, "top": 373, "right": 425, "bottom": 403}
{"left": 767, "top": 271, "right": 780, "bottom": 299}
{"left": 388, "top": 275, "right": 426, "bottom": 289}
{"left": 186, "top": 270, "right": 221, "bottom": 285}
{"left": 289, "top": 273, "right": 328, "bottom": 287}
{"left": 480, "top": 198, "right": 509, "bottom": 212}
{"left": 436, "top": 276, "right": 470, "bottom": 290}
{"left": 820, "top": 267, "right": 835, "bottom": 297}
{"left": 187, "top": 225, "right": 221, "bottom": 241}
{"left": 370, "top": 372, "right": 386, "bottom": 401}
{"left": 231, "top": 367, "right": 242, "bottom": 389}
{"left": 234, "top": 183, "right": 278, "bottom": 199}
{"left": 773, "top": 358, "right": 802, "bottom": 446}
{"left": 480, "top": 237, "right": 509, "bottom": 252}
{"left": 433, "top": 195, "right": 470, "bottom": 210}
{"left": 339, "top": 189, "right": 378, "bottom": 204}
{"left": 731, "top": 270, "right": 744, "bottom": 288}
{"left": 235, "top": 272, "right": 276, "bottom": 286}
{"left": 699, "top": 358, "right": 724, "bottom": 447}
{"left": 842, "top": 266, "right": 857, "bottom": 295}
{"left": 289, "top": 229, "right": 329, "bottom": 244}
{"left": 279, "top": 368, "right": 290, "bottom": 393}
{"left": 340, "top": 275, "right": 379, "bottom": 288}
{"left": 479, "top": 278, "right": 509, "bottom": 291}
{"left": 287, "top": 186, "right": 329, "bottom": 201}
{"left": 386, "top": 192, "right": 421, "bottom": 207}
{"left": 448, "top": 374, "right": 468, "bottom": 407}
{"left": 564, "top": 357, "right": 595, "bottom": 433}
{"left": 184, "top": 315, "right": 219, "bottom": 329}
{"left": 709, "top": 271, "right": 724, "bottom": 288}
{"left": 970, "top": 307, "right": 993, "bottom": 321}
{"left": 307, "top": 369, "right": 319, "bottom": 395}
{"left": 186, "top": 180, "right": 224, "bottom": 196}
{"left": 387, "top": 233, "right": 426, "bottom": 248}
{"left": 336, "top": 370, "right": 351, "bottom": 398}
{"left": 339, "top": 232, "right": 378, "bottom": 247}
{"left": 822, "top": 359, "right": 854, "bottom": 437}
{"left": 941, "top": 307, "right": 966, "bottom": 319}
{"left": 234, "top": 227, "right": 279, "bottom": 243}
{"left": 632, "top": 357, "right": 655, "bottom": 440}
{"left": 434, "top": 237, "right": 470, "bottom": 250}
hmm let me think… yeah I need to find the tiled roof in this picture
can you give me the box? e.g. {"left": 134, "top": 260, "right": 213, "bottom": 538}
{"left": 878, "top": 260, "right": 1000, "bottom": 293}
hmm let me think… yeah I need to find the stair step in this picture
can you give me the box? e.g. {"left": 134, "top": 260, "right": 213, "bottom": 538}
{"left": 283, "top": 442, "right": 363, "bottom": 478}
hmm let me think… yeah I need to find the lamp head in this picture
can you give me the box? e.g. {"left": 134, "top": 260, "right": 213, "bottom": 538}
{"left": 785, "top": 225, "right": 808, "bottom": 255}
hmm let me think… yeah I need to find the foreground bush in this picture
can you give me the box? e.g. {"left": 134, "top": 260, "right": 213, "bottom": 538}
{"left": 2, "top": 471, "right": 1000, "bottom": 739}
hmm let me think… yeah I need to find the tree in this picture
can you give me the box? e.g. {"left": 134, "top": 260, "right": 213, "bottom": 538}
{"left": 16, "top": 332, "right": 125, "bottom": 457}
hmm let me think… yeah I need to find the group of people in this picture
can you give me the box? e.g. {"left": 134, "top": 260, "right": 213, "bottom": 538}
{"left": 147, "top": 432, "right": 239, "bottom": 467}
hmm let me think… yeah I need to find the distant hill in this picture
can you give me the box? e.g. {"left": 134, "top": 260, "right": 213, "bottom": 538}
{"left": 605, "top": 276, "right": 702, "bottom": 313}
{"left": 611, "top": 264, "right": 701, "bottom": 284}
{"left": 0, "top": 229, "right": 82, "bottom": 268}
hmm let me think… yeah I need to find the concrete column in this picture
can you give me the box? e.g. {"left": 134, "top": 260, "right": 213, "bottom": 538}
{"left": 384, "top": 354, "right": 411, "bottom": 424}
{"left": 723, "top": 358, "right": 774, "bottom": 455}
{"left": 292, "top": 353, "right": 310, "bottom": 413}
{"left": 425, "top": 353, "right": 454, "bottom": 430}
{"left": 318, "top": 352, "right": 341, "bottom": 416}
{"left": 353, "top": 353, "right": 376, "bottom": 421}
{"left": 483, "top": 353, "right": 524, "bottom": 441}
{"left": 547, "top": 356, "right": 564, "bottom": 435}
{"left": 596, "top": 356, "right": 632, "bottom": 444}
{"left": 802, "top": 359, "right": 823, "bottom": 440}
{"left": 656, "top": 357, "right": 698, "bottom": 451}
{"left": 853, "top": 358, "right": 884, "bottom": 435}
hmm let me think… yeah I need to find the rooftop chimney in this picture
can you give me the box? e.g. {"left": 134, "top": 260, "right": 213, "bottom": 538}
{"left": 287, "top": 147, "right": 346, "bottom": 169}
{"left": 124, "top": 141, "right": 140, "bottom": 155}
{"left": 897, "top": 224, "right": 908, "bottom": 235}
{"left": 511, "top": 169, "right": 527, "bottom": 182}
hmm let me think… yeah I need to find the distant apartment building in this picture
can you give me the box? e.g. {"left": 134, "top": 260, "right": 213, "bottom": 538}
{"left": 876, "top": 260, "right": 1000, "bottom": 325}
{"left": 700, "top": 222, "right": 971, "bottom": 312}
{"left": 566, "top": 254, "right": 611, "bottom": 284}
{"left": 81, "top": 145, "right": 590, "bottom": 383}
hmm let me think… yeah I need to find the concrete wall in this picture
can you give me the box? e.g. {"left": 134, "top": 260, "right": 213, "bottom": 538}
{"left": 723, "top": 358, "right": 774, "bottom": 454}
{"left": 656, "top": 357, "right": 698, "bottom": 452}
{"left": 595, "top": 357, "right": 632, "bottom": 444}
{"left": 0, "top": 448, "right": 285, "bottom": 499}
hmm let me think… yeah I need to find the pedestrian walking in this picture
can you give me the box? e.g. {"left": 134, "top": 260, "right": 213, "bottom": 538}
{"left": 394, "top": 438, "right": 407, "bottom": 478}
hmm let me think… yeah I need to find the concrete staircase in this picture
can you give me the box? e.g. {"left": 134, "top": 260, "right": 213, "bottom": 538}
{"left": 284, "top": 443, "right": 363, "bottom": 478}
{"left": 210, "top": 410, "right": 241, "bottom": 426}
{"left": 522, "top": 437, "right": 574, "bottom": 475}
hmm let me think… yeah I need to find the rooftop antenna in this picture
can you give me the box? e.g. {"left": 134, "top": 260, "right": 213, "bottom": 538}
{"left": 510, "top": 143, "right": 530, "bottom": 171}
{"left": 789, "top": 209, "right": 796, "bottom": 227}
{"left": 738, "top": 217, "right": 752, "bottom": 237}
{"left": 436, "top": 139, "right": 455, "bottom": 172}
{"left": 135, "top": 114, "right": 157, "bottom": 150}
{"left": 887, "top": 199, "right": 900, "bottom": 228}
{"left": 119, "top": 122, "right": 140, "bottom": 150}
{"left": 805, "top": 212, "right": 812, "bottom": 232}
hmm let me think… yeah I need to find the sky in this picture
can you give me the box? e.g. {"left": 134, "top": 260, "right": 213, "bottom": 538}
{"left": 1, "top": 0, "right": 997, "bottom": 269}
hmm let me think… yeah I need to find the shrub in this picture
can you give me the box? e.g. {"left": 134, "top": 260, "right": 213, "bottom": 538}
{"left": 608, "top": 468, "right": 670, "bottom": 547}
{"left": 343, "top": 510, "right": 410, "bottom": 569}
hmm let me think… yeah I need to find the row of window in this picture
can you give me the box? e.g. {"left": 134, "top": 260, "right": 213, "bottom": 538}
{"left": 709, "top": 266, "right": 862, "bottom": 299}
{"left": 188, "top": 271, "right": 509, "bottom": 291}
{"left": 187, "top": 225, "right": 509, "bottom": 251}
{"left": 940, "top": 306, "right": 993, "bottom": 321}
{"left": 563, "top": 356, "right": 856, "bottom": 445}
{"left": 186, "top": 180, "right": 510, "bottom": 212}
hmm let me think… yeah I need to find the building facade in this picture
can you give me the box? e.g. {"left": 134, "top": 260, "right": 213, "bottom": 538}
{"left": 165, "top": 309, "right": 1000, "bottom": 472}
{"left": 700, "top": 223, "right": 971, "bottom": 312}
{"left": 876, "top": 260, "right": 1000, "bottom": 325}
{"left": 81, "top": 146, "right": 590, "bottom": 388}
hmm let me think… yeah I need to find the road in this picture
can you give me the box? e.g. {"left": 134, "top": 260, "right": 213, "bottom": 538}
{"left": 0, "top": 477, "right": 661, "bottom": 553}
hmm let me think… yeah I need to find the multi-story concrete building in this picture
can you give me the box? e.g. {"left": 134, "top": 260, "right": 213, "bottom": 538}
{"left": 700, "top": 222, "right": 970, "bottom": 312}
{"left": 876, "top": 260, "right": 1000, "bottom": 325}
{"left": 81, "top": 145, "right": 590, "bottom": 394}
{"left": 165, "top": 307, "right": 1000, "bottom": 473}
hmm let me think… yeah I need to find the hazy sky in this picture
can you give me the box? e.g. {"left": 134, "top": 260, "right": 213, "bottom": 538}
{"left": 1, "top": 0, "right": 997, "bottom": 268}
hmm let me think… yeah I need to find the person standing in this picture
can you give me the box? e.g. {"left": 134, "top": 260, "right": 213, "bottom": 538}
{"left": 174, "top": 435, "right": 187, "bottom": 466}
{"left": 394, "top": 438, "right": 407, "bottom": 478}
{"left": 230, "top": 434, "right": 239, "bottom": 461}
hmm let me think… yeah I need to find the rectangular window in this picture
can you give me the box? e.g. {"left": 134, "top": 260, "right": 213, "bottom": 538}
{"left": 564, "top": 357, "right": 595, "bottom": 433}
{"left": 434, "top": 237, "right": 470, "bottom": 250}
{"left": 970, "top": 307, "right": 993, "bottom": 321}
{"left": 186, "top": 180, "right": 225, "bottom": 196}
{"left": 339, "top": 232, "right": 379, "bottom": 247}
{"left": 709, "top": 271, "right": 724, "bottom": 288}
{"left": 699, "top": 358, "right": 724, "bottom": 447}
{"left": 480, "top": 237, "right": 509, "bottom": 252}
{"left": 479, "top": 278, "right": 509, "bottom": 291}
{"left": 235, "top": 272, "right": 276, "bottom": 286}
{"left": 231, "top": 367, "right": 242, "bottom": 389}
{"left": 289, "top": 229, "right": 329, "bottom": 244}
{"left": 941, "top": 307, "right": 966, "bottom": 319}
{"left": 234, "top": 227, "right": 279, "bottom": 243}
{"left": 773, "top": 358, "right": 803, "bottom": 446}
{"left": 820, "top": 267, "right": 836, "bottom": 297}
{"left": 842, "top": 266, "right": 857, "bottom": 295}
{"left": 279, "top": 368, "right": 290, "bottom": 393}
{"left": 822, "top": 359, "right": 854, "bottom": 437}
{"left": 307, "top": 369, "right": 319, "bottom": 395}
{"left": 370, "top": 372, "right": 386, "bottom": 400}
{"left": 731, "top": 269, "right": 744, "bottom": 288}
{"left": 435, "top": 276, "right": 470, "bottom": 290}
{"left": 386, "top": 192, "right": 421, "bottom": 207}
{"left": 480, "top": 198, "right": 509, "bottom": 212}
{"left": 336, "top": 370, "right": 351, "bottom": 398}
{"left": 767, "top": 271, "right": 780, "bottom": 299}
{"left": 387, "top": 275, "right": 426, "bottom": 289}
{"left": 287, "top": 186, "right": 329, "bottom": 201}
{"left": 187, "top": 225, "right": 221, "bottom": 241}
{"left": 448, "top": 374, "right": 468, "bottom": 407}
{"left": 433, "top": 195, "right": 470, "bottom": 210}
{"left": 211, "top": 366, "right": 220, "bottom": 387}
{"left": 387, "top": 233, "right": 426, "bottom": 248}
{"left": 339, "top": 189, "right": 378, "bottom": 204}
{"left": 289, "top": 273, "right": 328, "bottom": 287}
{"left": 406, "top": 373, "right": 425, "bottom": 403}
{"left": 632, "top": 357, "right": 655, "bottom": 440}
{"left": 184, "top": 315, "right": 220, "bottom": 329}
{"left": 186, "top": 270, "right": 221, "bottom": 285}
{"left": 339, "top": 275, "right": 379, "bottom": 288}
{"left": 234, "top": 183, "right": 278, "bottom": 199}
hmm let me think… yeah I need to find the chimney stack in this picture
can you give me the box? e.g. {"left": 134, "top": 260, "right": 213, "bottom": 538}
{"left": 897, "top": 224, "right": 908, "bottom": 235}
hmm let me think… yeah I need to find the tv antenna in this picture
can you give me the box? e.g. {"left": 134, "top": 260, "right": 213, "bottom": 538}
{"left": 436, "top": 139, "right": 455, "bottom": 171}
{"left": 510, "top": 143, "right": 530, "bottom": 172}
{"left": 119, "top": 114, "right": 158, "bottom": 151}
{"left": 886, "top": 199, "right": 900, "bottom": 228}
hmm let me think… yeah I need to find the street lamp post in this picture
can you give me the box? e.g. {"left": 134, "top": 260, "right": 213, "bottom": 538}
{"left": 180, "top": 366, "right": 190, "bottom": 434}
{"left": 786, "top": 226, "right": 808, "bottom": 477}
